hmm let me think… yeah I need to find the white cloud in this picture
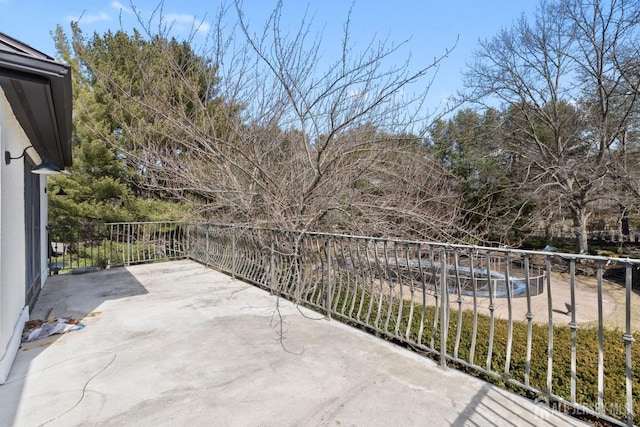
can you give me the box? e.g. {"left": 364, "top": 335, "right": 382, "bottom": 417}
{"left": 66, "top": 11, "right": 110, "bottom": 24}
{"left": 111, "top": 1, "right": 133, "bottom": 15}
{"left": 165, "top": 13, "right": 211, "bottom": 35}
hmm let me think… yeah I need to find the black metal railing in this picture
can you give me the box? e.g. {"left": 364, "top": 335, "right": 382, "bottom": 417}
{"left": 47, "top": 222, "right": 187, "bottom": 273}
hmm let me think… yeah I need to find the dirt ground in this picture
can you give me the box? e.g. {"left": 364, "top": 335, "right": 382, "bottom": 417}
{"left": 454, "top": 272, "right": 640, "bottom": 331}
{"left": 392, "top": 271, "right": 639, "bottom": 332}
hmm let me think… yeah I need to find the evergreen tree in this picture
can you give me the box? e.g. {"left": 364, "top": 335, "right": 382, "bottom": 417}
{"left": 49, "top": 25, "right": 189, "bottom": 227}
{"left": 429, "top": 109, "right": 526, "bottom": 244}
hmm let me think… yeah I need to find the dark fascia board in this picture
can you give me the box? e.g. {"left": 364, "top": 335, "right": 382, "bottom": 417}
{"left": 0, "top": 32, "right": 54, "bottom": 60}
{"left": 0, "top": 35, "right": 72, "bottom": 168}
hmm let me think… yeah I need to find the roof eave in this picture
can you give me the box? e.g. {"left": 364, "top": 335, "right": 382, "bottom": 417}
{"left": 0, "top": 44, "right": 72, "bottom": 169}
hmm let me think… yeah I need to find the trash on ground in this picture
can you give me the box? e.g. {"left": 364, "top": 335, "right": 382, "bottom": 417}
{"left": 22, "top": 318, "right": 84, "bottom": 342}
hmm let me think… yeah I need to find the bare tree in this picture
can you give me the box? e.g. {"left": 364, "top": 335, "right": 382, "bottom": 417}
{"left": 464, "top": 0, "right": 640, "bottom": 253}
{"left": 68, "top": 1, "right": 475, "bottom": 242}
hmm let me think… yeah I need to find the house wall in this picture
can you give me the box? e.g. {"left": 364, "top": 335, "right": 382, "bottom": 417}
{"left": 0, "top": 88, "right": 31, "bottom": 383}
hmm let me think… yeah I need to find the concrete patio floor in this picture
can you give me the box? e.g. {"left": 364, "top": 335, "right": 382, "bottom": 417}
{"left": 0, "top": 260, "right": 587, "bottom": 427}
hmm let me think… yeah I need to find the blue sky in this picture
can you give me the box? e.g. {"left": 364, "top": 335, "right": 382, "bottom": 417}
{"left": 0, "top": 1, "right": 538, "bottom": 114}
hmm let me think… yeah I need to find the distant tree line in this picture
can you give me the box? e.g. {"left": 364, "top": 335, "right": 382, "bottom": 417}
{"left": 461, "top": 0, "right": 640, "bottom": 254}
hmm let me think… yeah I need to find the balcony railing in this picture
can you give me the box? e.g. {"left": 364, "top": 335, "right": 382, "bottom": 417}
{"left": 47, "top": 221, "right": 187, "bottom": 273}
{"left": 47, "top": 221, "right": 640, "bottom": 426}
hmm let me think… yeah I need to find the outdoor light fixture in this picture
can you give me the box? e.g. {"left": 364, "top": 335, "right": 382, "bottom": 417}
{"left": 5, "top": 145, "right": 61, "bottom": 175}
{"left": 31, "top": 157, "right": 62, "bottom": 175}
{"left": 45, "top": 186, "right": 67, "bottom": 196}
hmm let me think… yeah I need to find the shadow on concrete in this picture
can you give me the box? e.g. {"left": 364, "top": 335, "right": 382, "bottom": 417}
{"left": 0, "top": 266, "right": 148, "bottom": 427}
{"left": 451, "top": 383, "right": 554, "bottom": 427}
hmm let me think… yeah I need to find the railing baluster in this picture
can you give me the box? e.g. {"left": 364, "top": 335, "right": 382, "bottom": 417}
{"left": 206, "top": 224, "right": 210, "bottom": 265}
{"left": 109, "top": 223, "right": 114, "bottom": 268}
{"left": 486, "top": 250, "right": 495, "bottom": 372}
{"left": 347, "top": 238, "right": 358, "bottom": 319}
{"left": 186, "top": 222, "right": 191, "bottom": 260}
{"left": 546, "top": 254, "right": 554, "bottom": 398}
{"left": 469, "top": 248, "right": 478, "bottom": 366}
{"left": 597, "top": 261, "right": 605, "bottom": 416}
{"left": 373, "top": 241, "right": 385, "bottom": 330}
{"left": 405, "top": 244, "right": 415, "bottom": 340}
{"left": 429, "top": 245, "right": 438, "bottom": 351}
{"left": 126, "top": 223, "right": 131, "bottom": 266}
{"left": 440, "top": 247, "right": 448, "bottom": 367}
{"left": 523, "top": 253, "right": 533, "bottom": 388}
{"left": 325, "top": 238, "right": 332, "bottom": 319}
{"left": 336, "top": 237, "right": 352, "bottom": 316}
{"left": 504, "top": 251, "right": 513, "bottom": 378}
{"left": 130, "top": 224, "right": 142, "bottom": 264}
{"left": 231, "top": 228, "right": 237, "bottom": 278}
{"left": 623, "top": 263, "right": 635, "bottom": 427}
{"left": 453, "top": 248, "right": 463, "bottom": 360}
{"left": 394, "top": 243, "right": 404, "bottom": 337}
{"left": 417, "top": 244, "right": 426, "bottom": 346}
{"left": 334, "top": 237, "right": 346, "bottom": 314}
{"left": 569, "top": 258, "right": 578, "bottom": 404}
{"left": 313, "top": 235, "right": 324, "bottom": 307}
{"left": 383, "top": 241, "right": 394, "bottom": 333}
{"left": 353, "top": 239, "right": 364, "bottom": 321}
{"left": 270, "top": 239, "right": 276, "bottom": 295}
{"left": 364, "top": 240, "right": 375, "bottom": 324}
